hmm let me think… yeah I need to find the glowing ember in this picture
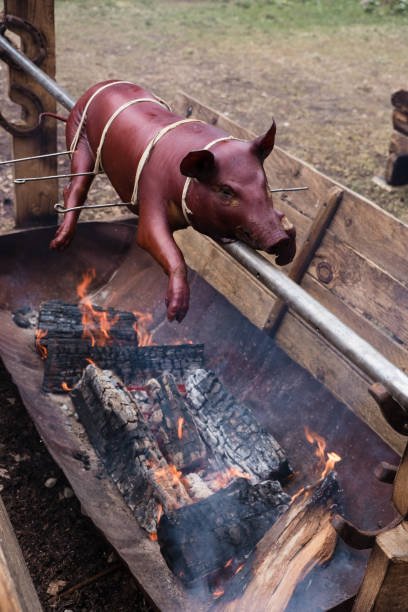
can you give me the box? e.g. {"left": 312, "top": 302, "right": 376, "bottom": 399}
{"left": 35, "top": 328, "right": 48, "bottom": 359}
{"left": 209, "top": 466, "right": 251, "bottom": 491}
{"left": 153, "top": 464, "right": 183, "bottom": 493}
{"left": 85, "top": 358, "right": 95, "bottom": 365}
{"left": 157, "top": 503, "right": 163, "bottom": 523}
{"left": 177, "top": 417, "right": 184, "bottom": 440}
{"left": 61, "top": 382, "right": 73, "bottom": 392}
{"left": 235, "top": 564, "right": 244, "bottom": 575}
{"left": 224, "top": 558, "right": 232, "bottom": 568}
{"left": 304, "top": 425, "right": 342, "bottom": 479}
{"left": 77, "top": 268, "right": 121, "bottom": 347}
{"left": 213, "top": 588, "right": 224, "bottom": 600}
{"left": 133, "top": 310, "right": 156, "bottom": 347}
{"left": 149, "top": 532, "right": 158, "bottom": 541}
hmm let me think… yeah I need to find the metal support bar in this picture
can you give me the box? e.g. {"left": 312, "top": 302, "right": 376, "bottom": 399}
{"left": 0, "top": 34, "right": 75, "bottom": 110}
{"left": 1, "top": 32, "right": 408, "bottom": 410}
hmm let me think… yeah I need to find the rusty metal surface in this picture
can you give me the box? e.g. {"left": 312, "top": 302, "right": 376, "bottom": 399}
{"left": 0, "top": 218, "right": 400, "bottom": 610}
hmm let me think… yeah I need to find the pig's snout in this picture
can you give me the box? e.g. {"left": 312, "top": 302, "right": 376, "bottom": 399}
{"left": 266, "top": 226, "right": 296, "bottom": 266}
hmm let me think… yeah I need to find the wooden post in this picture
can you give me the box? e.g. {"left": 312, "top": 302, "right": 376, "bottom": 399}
{"left": 3, "top": 0, "right": 57, "bottom": 227}
{"left": 0, "top": 496, "right": 42, "bottom": 611}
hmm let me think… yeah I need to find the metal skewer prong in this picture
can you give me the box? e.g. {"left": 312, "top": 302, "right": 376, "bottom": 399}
{"left": 0, "top": 150, "right": 71, "bottom": 166}
{"left": 15, "top": 171, "right": 103, "bottom": 184}
{"left": 269, "top": 186, "right": 309, "bottom": 193}
{"left": 54, "top": 202, "right": 131, "bottom": 214}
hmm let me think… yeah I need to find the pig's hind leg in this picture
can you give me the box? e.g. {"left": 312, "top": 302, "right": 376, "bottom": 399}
{"left": 50, "top": 130, "right": 96, "bottom": 251}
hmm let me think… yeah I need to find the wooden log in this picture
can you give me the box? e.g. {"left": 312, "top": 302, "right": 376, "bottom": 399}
{"left": 393, "top": 108, "right": 408, "bottom": 137}
{"left": 157, "top": 478, "right": 290, "bottom": 583}
{"left": 391, "top": 90, "right": 408, "bottom": 113}
{"left": 0, "top": 496, "right": 42, "bottom": 612}
{"left": 185, "top": 369, "right": 291, "bottom": 483}
{"left": 145, "top": 373, "right": 208, "bottom": 473}
{"left": 4, "top": 0, "right": 58, "bottom": 227}
{"left": 42, "top": 337, "right": 204, "bottom": 392}
{"left": 385, "top": 131, "right": 408, "bottom": 185}
{"left": 219, "top": 473, "right": 339, "bottom": 612}
{"left": 70, "top": 365, "right": 191, "bottom": 534}
{"left": 38, "top": 300, "right": 138, "bottom": 345}
{"left": 352, "top": 522, "right": 408, "bottom": 611}
{"left": 392, "top": 440, "right": 408, "bottom": 519}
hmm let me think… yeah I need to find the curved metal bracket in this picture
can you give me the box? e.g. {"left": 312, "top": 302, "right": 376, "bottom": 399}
{"left": 331, "top": 513, "right": 401, "bottom": 550}
{"left": 0, "top": 13, "right": 46, "bottom": 69}
{"left": 0, "top": 83, "right": 42, "bottom": 137}
{"left": 369, "top": 382, "right": 408, "bottom": 436}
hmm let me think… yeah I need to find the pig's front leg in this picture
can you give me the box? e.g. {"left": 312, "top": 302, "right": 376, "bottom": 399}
{"left": 137, "top": 208, "right": 189, "bottom": 322}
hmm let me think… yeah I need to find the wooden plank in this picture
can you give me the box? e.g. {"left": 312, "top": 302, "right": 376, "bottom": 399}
{"left": 0, "top": 496, "right": 42, "bottom": 612}
{"left": 308, "top": 233, "right": 408, "bottom": 347}
{"left": 301, "top": 274, "right": 408, "bottom": 379}
{"left": 4, "top": 0, "right": 58, "bottom": 227}
{"left": 352, "top": 522, "right": 408, "bottom": 611}
{"left": 173, "top": 93, "right": 408, "bottom": 289}
{"left": 264, "top": 186, "right": 343, "bottom": 333}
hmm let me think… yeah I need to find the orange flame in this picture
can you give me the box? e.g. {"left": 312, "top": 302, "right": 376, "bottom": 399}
{"left": 153, "top": 464, "right": 183, "bottom": 492}
{"left": 35, "top": 328, "right": 48, "bottom": 359}
{"left": 304, "top": 426, "right": 342, "bottom": 478}
{"left": 235, "top": 564, "right": 244, "bottom": 575}
{"left": 177, "top": 417, "right": 184, "bottom": 440}
{"left": 61, "top": 382, "right": 73, "bottom": 392}
{"left": 213, "top": 588, "right": 224, "bottom": 600}
{"left": 224, "top": 558, "right": 232, "bottom": 568}
{"left": 132, "top": 311, "right": 156, "bottom": 347}
{"left": 149, "top": 532, "right": 158, "bottom": 541}
{"left": 210, "top": 466, "right": 250, "bottom": 491}
{"left": 157, "top": 503, "right": 163, "bottom": 524}
{"left": 85, "top": 358, "right": 95, "bottom": 365}
{"left": 77, "top": 268, "right": 120, "bottom": 347}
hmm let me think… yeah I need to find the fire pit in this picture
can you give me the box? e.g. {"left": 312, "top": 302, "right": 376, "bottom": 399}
{"left": 0, "top": 218, "right": 399, "bottom": 610}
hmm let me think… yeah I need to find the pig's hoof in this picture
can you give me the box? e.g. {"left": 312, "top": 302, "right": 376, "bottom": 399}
{"left": 166, "top": 277, "right": 190, "bottom": 323}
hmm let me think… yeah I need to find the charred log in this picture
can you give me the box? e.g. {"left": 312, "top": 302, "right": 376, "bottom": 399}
{"left": 185, "top": 369, "right": 291, "bottom": 483}
{"left": 42, "top": 338, "right": 204, "bottom": 392}
{"left": 145, "top": 373, "right": 208, "bottom": 473}
{"left": 70, "top": 364, "right": 191, "bottom": 534}
{"left": 157, "top": 478, "right": 290, "bottom": 583}
{"left": 38, "top": 300, "right": 138, "bottom": 345}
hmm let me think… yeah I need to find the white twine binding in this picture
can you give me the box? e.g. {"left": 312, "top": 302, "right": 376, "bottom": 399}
{"left": 181, "top": 135, "right": 238, "bottom": 224}
{"left": 92, "top": 97, "right": 170, "bottom": 173}
{"left": 130, "top": 118, "right": 205, "bottom": 209}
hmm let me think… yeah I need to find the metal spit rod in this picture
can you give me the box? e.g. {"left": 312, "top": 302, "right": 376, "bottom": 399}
{"left": 1, "top": 33, "right": 408, "bottom": 409}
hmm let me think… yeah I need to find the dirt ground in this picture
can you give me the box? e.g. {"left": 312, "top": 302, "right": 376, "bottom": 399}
{"left": 0, "top": 1, "right": 407, "bottom": 610}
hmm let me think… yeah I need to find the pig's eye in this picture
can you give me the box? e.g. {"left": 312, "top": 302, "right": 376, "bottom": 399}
{"left": 219, "top": 185, "right": 235, "bottom": 197}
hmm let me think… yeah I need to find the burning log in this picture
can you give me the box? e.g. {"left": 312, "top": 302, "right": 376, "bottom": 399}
{"left": 70, "top": 364, "right": 191, "bottom": 534}
{"left": 219, "top": 473, "right": 339, "bottom": 611}
{"left": 145, "top": 373, "right": 208, "bottom": 472}
{"left": 185, "top": 369, "right": 291, "bottom": 483}
{"left": 42, "top": 337, "right": 204, "bottom": 392}
{"left": 38, "top": 300, "right": 138, "bottom": 345}
{"left": 157, "top": 478, "right": 290, "bottom": 583}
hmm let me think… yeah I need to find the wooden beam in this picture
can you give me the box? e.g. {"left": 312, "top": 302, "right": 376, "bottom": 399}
{"left": 352, "top": 521, "right": 408, "bottom": 611}
{"left": 0, "top": 496, "right": 42, "bottom": 612}
{"left": 263, "top": 186, "right": 343, "bottom": 334}
{"left": 3, "top": 0, "right": 58, "bottom": 227}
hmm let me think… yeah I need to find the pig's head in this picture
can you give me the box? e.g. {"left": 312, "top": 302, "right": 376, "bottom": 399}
{"left": 180, "top": 121, "right": 296, "bottom": 266}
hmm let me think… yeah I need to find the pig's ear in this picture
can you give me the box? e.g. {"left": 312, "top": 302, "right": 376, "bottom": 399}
{"left": 180, "top": 150, "right": 217, "bottom": 182}
{"left": 252, "top": 119, "right": 276, "bottom": 160}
